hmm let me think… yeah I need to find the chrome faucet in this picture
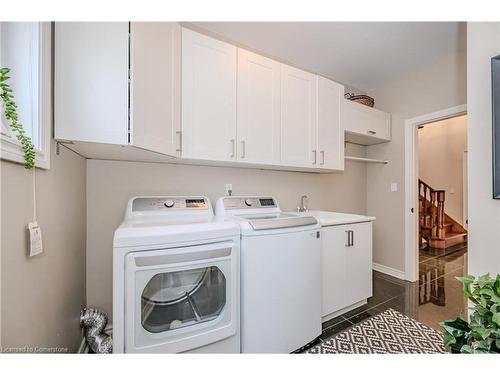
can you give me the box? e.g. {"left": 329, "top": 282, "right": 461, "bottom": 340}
{"left": 297, "top": 195, "right": 309, "bottom": 212}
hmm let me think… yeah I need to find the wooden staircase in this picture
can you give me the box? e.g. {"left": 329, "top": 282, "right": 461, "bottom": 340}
{"left": 419, "top": 179, "right": 467, "bottom": 250}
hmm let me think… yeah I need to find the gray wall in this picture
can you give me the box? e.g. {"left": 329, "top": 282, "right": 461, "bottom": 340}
{"left": 1, "top": 141, "right": 86, "bottom": 352}
{"left": 418, "top": 115, "right": 467, "bottom": 226}
{"left": 86, "top": 144, "right": 367, "bottom": 320}
{"left": 467, "top": 23, "right": 500, "bottom": 277}
{"left": 366, "top": 50, "right": 467, "bottom": 273}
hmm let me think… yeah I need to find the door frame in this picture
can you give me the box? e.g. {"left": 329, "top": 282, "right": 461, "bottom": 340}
{"left": 463, "top": 150, "right": 468, "bottom": 230}
{"left": 404, "top": 104, "right": 467, "bottom": 282}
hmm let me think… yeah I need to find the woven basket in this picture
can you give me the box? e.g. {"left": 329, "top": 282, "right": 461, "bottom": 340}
{"left": 344, "top": 93, "right": 375, "bottom": 108}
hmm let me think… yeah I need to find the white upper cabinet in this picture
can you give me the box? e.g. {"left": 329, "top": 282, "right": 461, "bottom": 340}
{"left": 130, "top": 22, "right": 181, "bottom": 156}
{"left": 280, "top": 64, "right": 317, "bottom": 168}
{"left": 342, "top": 99, "right": 391, "bottom": 145}
{"left": 55, "top": 24, "right": 391, "bottom": 171}
{"left": 55, "top": 22, "right": 181, "bottom": 160}
{"left": 317, "top": 76, "right": 344, "bottom": 171}
{"left": 237, "top": 49, "right": 281, "bottom": 165}
{"left": 181, "top": 28, "right": 237, "bottom": 162}
{"left": 55, "top": 22, "right": 129, "bottom": 145}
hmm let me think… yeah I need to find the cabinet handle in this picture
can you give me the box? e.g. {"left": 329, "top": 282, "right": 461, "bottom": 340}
{"left": 230, "top": 139, "right": 235, "bottom": 158}
{"left": 312, "top": 150, "right": 317, "bottom": 165}
{"left": 176, "top": 130, "right": 182, "bottom": 152}
{"left": 241, "top": 140, "right": 246, "bottom": 158}
{"left": 345, "top": 230, "right": 354, "bottom": 246}
{"left": 320, "top": 150, "right": 325, "bottom": 165}
{"left": 367, "top": 130, "right": 377, "bottom": 135}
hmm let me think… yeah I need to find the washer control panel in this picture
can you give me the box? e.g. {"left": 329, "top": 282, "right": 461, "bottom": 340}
{"left": 223, "top": 197, "right": 276, "bottom": 210}
{"left": 132, "top": 197, "right": 209, "bottom": 212}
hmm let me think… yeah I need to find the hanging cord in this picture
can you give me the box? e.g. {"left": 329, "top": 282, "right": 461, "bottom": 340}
{"left": 32, "top": 167, "right": 36, "bottom": 222}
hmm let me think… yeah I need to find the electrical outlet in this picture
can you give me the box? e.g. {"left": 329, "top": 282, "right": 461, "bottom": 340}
{"left": 28, "top": 221, "right": 43, "bottom": 257}
{"left": 225, "top": 183, "right": 233, "bottom": 196}
{"left": 391, "top": 183, "right": 398, "bottom": 192}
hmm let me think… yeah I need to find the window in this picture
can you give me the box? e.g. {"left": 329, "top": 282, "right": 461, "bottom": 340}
{"left": 0, "top": 22, "right": 51, "bottom": 169}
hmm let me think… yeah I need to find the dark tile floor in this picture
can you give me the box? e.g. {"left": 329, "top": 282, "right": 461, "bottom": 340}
{"left": 312, "top": 243, "right": 468, "bottom": 347}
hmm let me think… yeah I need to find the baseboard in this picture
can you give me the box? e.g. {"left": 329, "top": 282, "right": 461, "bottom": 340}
{"left": 372, "top": 262, "right": 406, "bottom": 280}
{"left": 322, "top": 299, "right": 367, "bottom": 323}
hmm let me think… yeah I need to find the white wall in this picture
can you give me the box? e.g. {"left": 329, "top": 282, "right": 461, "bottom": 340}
{"left": 418, "top": 115, "right": 467, "bottom": 225}
{"left": 86, "top": 144, "right": 367, "bottom": 320}
{"left": 467, "top": 23, "right": 500, "bottom": 277}
{"left": 1, "top": 141, "right": 86, "bottom": 352}
{"left": 366, "top": 50, "right": 467, "bottom": 274}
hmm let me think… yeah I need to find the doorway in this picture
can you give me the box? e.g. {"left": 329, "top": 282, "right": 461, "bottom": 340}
{"left": 404, "top": 105, "right": 467, "bottom": 282}
{"left": 404, "top": 105, "right": 468, "bottom": 331}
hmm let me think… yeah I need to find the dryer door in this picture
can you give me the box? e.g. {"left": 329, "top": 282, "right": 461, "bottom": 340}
{"left": 124, "top": 241, "right": 237, "bottom": 353}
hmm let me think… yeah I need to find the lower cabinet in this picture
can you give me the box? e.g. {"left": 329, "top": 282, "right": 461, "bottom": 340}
{"left": 321, "top": 222, "right": 373, "bottom": 319}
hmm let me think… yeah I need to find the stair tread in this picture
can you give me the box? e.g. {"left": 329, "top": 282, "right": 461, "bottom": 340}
{"left": 430, "top": 232, "right": 467, "bottom": 240}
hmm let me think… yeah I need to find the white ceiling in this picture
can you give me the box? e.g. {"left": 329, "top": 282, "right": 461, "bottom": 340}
{"left": 190, "top": 22, "right": 466, "bottom": 92}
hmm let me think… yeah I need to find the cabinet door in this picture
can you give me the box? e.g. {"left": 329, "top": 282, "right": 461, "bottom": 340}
{"left": 342, "top": 99, "right": 391, "bottom": 145}
{"left": 317, "top": 76, "right": 344, "bottom": 170}
{"left": 181, "top": 28, "right": 237, "bottom": 161}
{"left": 237, "top": 49, "right": 281, "bottom": 164}
{"left": 130, "top": 22, "right": 181, "bottom": 156}
{"left": 280, "top": 64, "right": 317, "bottom": 168}
{"left": 345, "top": 222, "right": 373, "bottom": 306}
{"left": 55, "top": 22, "right": 128, "bottom": 144}
{"left": 321, "top": 226, "right": 348, "bottom": 317}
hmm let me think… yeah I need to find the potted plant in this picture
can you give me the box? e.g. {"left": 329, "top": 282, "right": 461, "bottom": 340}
{"left": 0, "top": 67, "right": 35, "bottom": 169}
{"left": 440, "top": 273, "right": 500, "bottom": 353}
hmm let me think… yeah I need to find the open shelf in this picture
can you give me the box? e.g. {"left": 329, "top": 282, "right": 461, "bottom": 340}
{"left": 344, "top": 156, "right": 389, "bottom": 164}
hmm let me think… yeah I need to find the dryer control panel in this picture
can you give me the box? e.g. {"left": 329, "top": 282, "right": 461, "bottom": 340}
{"left": 131, "top": 197, "right": 209, "bottom": 212}
{"left": 221, "top": 197, "right": 277, "bottom": 210}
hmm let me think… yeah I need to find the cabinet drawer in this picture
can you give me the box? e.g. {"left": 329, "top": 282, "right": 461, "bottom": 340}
{"left": 342, "top": 99, "right": 391, "bottom": 145}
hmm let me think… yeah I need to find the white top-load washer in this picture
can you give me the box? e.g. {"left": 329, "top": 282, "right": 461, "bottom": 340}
{"left": 215, "top": 196, "right": 322, "bottom": 353}
{"left": 113, "top": 196, "right": 240, "bottom": 353}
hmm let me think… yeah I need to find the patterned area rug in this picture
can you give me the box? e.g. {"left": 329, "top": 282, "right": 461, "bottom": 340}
{"left": 307, "top": 308, "right": 446, "bottom": 354}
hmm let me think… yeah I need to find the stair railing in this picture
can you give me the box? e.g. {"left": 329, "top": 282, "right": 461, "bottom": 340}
{"left": 419, "top": 179, "right": 446, "bottom": 240}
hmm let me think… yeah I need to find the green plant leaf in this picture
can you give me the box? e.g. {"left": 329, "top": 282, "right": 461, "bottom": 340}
{"left": 473, "top": 327, "right": 492, "bottom": 340}
{"left": 0, "top": 66, "right": 35, "bottom": 169}
{"left": 461, "top": 344, "right": 473, "bottom": 353}
{"left": 494, "top": 275, "right": 500, "bottom": 297}
{"left": 478, "top": 273, "right": 493, "bottom": 288}
{"left": 458, "top": 275, "right": 476, "bottom": 301}
{"left": 442, "top": 331, "right": 457, "bottom": 352}
{"left": 492, "top": 312, "right": 500, "bottom": 327}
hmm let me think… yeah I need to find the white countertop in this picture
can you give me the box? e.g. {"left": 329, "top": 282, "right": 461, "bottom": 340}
{"left": 288, "top": 210, "right": 376, "bottom": 227}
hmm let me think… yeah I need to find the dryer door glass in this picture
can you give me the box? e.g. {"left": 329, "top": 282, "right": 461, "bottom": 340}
{"left": 141, "top": 266, "right": 226, "bottom": 333}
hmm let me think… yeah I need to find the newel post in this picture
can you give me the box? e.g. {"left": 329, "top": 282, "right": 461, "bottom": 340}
{"left": 436, "top": 190, "right": 446, "bottom": 239}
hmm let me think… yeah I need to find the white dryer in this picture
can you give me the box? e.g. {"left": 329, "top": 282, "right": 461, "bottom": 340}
{"left": 113, "top": 196, "right": 240, "bottom": 353}
{"left": 215, "top": 196, "right": 322, "bottom": 353}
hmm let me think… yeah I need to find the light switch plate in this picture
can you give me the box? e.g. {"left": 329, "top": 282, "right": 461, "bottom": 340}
{"left": 225, "top": 183, "right": 233, "bottom": 196}
{"left": 28, "top": 221, "right": 43, "bottom": 257}
{"left": 391, "top": 183, "right": 398, "bottom": 192}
